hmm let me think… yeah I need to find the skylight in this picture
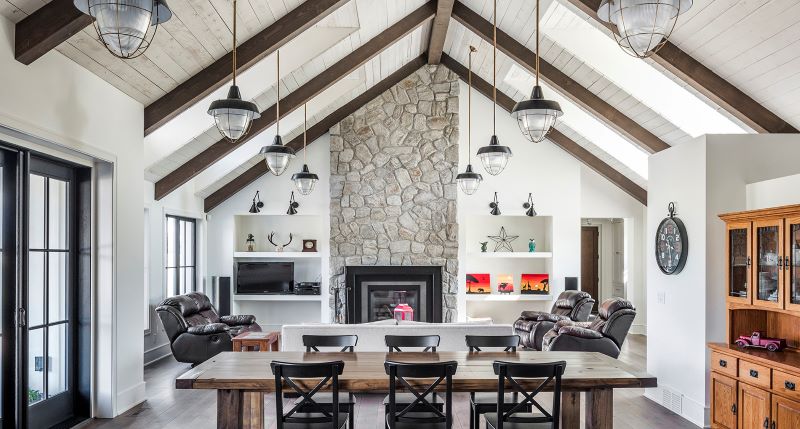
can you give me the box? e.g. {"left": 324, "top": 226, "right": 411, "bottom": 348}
{"left": 540, "top": 2, "right": 747, "bottom": 138}
{"left": 505, "top": 64, "right": 649, "bottom": 179}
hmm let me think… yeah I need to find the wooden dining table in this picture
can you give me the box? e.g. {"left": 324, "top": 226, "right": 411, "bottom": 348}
{"left": 176, "top": 350, "right": 656, "bottom": 429}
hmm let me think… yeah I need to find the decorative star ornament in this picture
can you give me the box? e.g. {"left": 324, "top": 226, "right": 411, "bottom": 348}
{"left": 487, "top": 226, "right": 518, "bottom": 252}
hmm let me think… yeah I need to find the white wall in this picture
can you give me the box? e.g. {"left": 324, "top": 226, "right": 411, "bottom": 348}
{"left": 0, "top": 16, "right": 144, "bottom": 417}
{"left": 746, "top": 173, "right": 800, "bottom": 210}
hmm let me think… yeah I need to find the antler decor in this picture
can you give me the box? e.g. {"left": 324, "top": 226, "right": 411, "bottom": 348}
{"left": 267, "top": 232, "right": 293, "bottom": 252}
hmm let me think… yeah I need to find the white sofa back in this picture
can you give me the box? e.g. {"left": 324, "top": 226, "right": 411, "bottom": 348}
{"left": 281, "top": 321, "right": 515, "bottom": 352}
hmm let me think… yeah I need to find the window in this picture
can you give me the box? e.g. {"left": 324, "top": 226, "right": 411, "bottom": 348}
{"left": 143, "top": 208, "right": 149, "bottom": 332}
{"left": 165, "top": 215, "right": 196, "bottom": 297}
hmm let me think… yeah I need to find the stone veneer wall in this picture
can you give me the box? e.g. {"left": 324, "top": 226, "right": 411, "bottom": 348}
{"left": 329, "top": 65, "right": 460, "bottom": 322}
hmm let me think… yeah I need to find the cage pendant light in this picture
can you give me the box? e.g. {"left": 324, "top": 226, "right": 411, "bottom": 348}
{"left": 511, "top": 0, "right": 563, "bottom": 143}
{"left": 477, "top": 0, "right": 512, "bottom": 176}
{"left": 75, "top": 0, "right": 172, "bottom": 59}
{"left": 598, "top": 0, "right": 693, "bottom": 59}
{"left": 259, "top": 50, "right": 296, "bottom": 176}
{"left": 208, "top": 0, "right": 260, "bottom": 143}
{"left": 456, "top": 46, "right": 483, "bottom": 195}
{"left": 291, "top": 104, "right": 319, "bottom": 195}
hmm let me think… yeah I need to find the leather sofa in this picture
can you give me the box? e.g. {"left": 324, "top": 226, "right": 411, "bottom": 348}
{"left": 156, "top": 292, "right": 261, "bottom": 365}
{"left": 512, "top": 290, "right": 594, "bottom": 350}
{"left": 541, "top": 297, "right": 636, "bottom": 358}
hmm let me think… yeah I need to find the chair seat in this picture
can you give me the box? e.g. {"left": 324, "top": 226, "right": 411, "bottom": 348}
{"left": 484, "top": 413, "right": 553, "bottom": 429}
{"left": 282, "top": 413, "right": 348, "bottom": 429}
{"left": 293, "top": 392, "right": 356, "bottom": 406}
{"left": 385, "top": 412, "right": 448, "bottom": 429}
{"left": 471, "top": 392, "right": 523, "bottom": 406}
{"left": 383, "top": 392, "right": 444, "bottom": 410}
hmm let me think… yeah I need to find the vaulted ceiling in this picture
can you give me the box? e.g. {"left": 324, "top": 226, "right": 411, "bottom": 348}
{"left": 4, "top": 0, "right": 799, "bottom": 210}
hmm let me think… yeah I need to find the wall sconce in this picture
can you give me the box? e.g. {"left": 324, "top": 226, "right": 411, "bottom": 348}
{"left": 523, "top": 193, "right": 537, "bottom": 217}
{"left": 489, "top": 192, "right": 501, "bottom": 216}
{"left": 287, "top": 191, "right": 299, "bottom": 215}
{"left": 249, "top": 191, "right": 264, "bottom": 213}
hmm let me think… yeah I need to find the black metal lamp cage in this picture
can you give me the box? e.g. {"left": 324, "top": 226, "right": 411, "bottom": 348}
{"left": 75, "top": 0, "right": 172, "bottom": 59}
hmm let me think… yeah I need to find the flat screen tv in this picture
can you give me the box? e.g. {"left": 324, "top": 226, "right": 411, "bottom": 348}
{"left": 236, "top": 262, "right": 294, "bottom": 294}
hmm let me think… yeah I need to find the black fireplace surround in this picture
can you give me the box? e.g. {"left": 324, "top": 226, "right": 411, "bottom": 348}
{"left": 345, "top": 266, "right": 442, "bottom": 324}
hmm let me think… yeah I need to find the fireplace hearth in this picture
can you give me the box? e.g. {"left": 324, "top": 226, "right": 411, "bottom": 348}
{"left": 345, "top": 266, "right": 442, "bottom": 323}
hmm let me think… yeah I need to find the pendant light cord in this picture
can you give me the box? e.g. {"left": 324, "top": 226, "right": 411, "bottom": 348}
{"left": 468, "top": 46, "right": 474, "bottom": 158}
{"left": 232, "top": 0, "right": 237, "bottom": 86}
{"left": 492, "top": 0, "right": 497, "bottom": 135}
{"left": 303, "top": 103, "right": 307, "bottom": 163}
{"left": 276, "top": 50, "right": 280, "bottom": 135}
{"left": 535, "top": 0, "right": 540, "bottom": 87}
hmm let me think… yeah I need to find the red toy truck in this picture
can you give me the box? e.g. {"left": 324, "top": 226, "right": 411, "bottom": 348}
{"left": 734, "top": 331, "right": 786, "bottom": 352}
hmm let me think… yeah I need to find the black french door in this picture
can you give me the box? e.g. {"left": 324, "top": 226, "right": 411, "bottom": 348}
{"left": 0, "top": 145, "right": 90, "bottom": 429}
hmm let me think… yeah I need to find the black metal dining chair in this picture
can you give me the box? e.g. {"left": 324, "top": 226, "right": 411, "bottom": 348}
{"left": 384, "top": 360, "right": 458, "bottom": 429}
{"left": 484, "top": 360, "right": 567, "bottom": 429}
{"left": 271, "top": 360, "right": 348, "bottom": 429}
{"left": 464, "top": 335, "right": 526, "bottom": 429}
{"left": 384, "top": 335, "right": 444, "bottom": 416}
{"left": 299, "top": 335, "right": 358, "bottom": 429}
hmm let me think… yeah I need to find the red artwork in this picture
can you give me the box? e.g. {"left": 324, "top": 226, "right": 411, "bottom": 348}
{"left": 466, "top": 273, "right": 491, "bottom": 294}
{"left": 521, "top": 274, "right": 549, "bottom": 295}
{"left": 497, "top": 274, "right": 514, "bottom": 294}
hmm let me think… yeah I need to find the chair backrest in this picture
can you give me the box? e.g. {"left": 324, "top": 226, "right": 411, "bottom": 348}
{"left": 385, "top": 335, "right": 440, "bottom": 352}
{"left": 492, "top": 361, "right": 567, "bottom": 429}
{"left": 551, "top": 290, "right": 594, "bottom": 321}
{"left": 384, "top": 360, "right": 458, "bottom": 429}
{"left": 465, "top": 335, "right": 520, "bottom": 352}
{"left": 588, "top": 298, "right": 636, "bottom": 347}
{"left": 155, "top": 292, "right": 220, "bottom": 341}
{"left": 271, "top": 360, "right": 345, "bottom": 429}
{"left": 303, "top": 335, "right": 358, "bottom": 352}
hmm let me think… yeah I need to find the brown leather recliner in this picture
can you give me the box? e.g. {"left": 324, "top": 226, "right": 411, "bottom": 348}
{"left": 513, "top": 290, "right": 594, "bottom": 350}
{"left": 541, "top": 297, "right": 636, "bottom": 358}
{"left": 156, "top": 292, "right": 261, "bottom": 365}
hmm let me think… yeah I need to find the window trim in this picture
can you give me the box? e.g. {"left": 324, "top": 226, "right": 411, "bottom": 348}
{"left": 164, "top": 214, "right": 197, "bottom": 297}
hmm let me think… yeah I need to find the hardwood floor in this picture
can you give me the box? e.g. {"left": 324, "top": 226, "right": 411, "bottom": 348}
{"left": 83, "top": 335, "right": 699, "bottom": 428}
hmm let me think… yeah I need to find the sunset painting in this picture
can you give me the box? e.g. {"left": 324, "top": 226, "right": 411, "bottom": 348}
{"left": 521, "top": 274, "right": 549, "bottom": 295}
{"left": 466, "top": 273, "right": 491, "bottom": 294}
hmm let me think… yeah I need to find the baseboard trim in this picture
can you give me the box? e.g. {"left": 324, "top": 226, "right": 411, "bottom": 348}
{"left": 144, "top": 343, "right": 171, "bottom": 366}
{"left": 115, "top": 381, "right": 146, "bottom": 416}
{"left": 630, "top": 323, "right": 647, "bottom": 336}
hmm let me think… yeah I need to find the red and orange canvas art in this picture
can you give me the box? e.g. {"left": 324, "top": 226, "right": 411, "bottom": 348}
{"left": 521, "top": 274, "right": 549, "bottom": 295}
{"left": 466, "top": 273, "right": 491, "bottom": 294}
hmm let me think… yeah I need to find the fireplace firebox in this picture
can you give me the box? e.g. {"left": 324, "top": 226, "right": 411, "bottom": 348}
{"left": 345, "top": 266, "right": 442, "bottom": 323}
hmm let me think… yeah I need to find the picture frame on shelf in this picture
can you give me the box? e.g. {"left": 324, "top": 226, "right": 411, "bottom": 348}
{"left": 521, "top": 274, "right": 549, "bottom": 295}
{"left": 466, "top": 273, "right": 491, "bottom": 294}
{"left": 497, "top": 274, "right": 514, "bottom": 294}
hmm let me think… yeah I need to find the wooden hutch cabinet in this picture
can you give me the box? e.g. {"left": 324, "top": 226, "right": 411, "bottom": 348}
{"left": 710, "top": 204, "right": 800, "bottom": 429}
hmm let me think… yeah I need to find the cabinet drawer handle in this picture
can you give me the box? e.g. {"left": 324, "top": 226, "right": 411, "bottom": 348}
{"left": 750, "top": 369, "right": 759, "bottom": 378}
{"left": 786, "top": 381, "right": 796, "bottom": 391}
{"left": 719, "top": 359, "right": 727, "bottom": 368}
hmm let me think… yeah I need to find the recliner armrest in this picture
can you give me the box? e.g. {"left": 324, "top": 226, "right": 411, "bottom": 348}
{"left": 187, "top": 323, "right": 230, "bottom": 335}
{"left": 519, "top": 310, "right": 546, "bottom": 321}
{"left": 537, "top": 313, "right": 571, "bottom": 323}
{"left": 558, "top": 325, "right": 603, "bottom": 339}
{"left": 220, "top": 315, "right": 256, "bottom": 326}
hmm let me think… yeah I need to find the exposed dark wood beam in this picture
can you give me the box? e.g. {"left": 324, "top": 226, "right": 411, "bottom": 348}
{"left": 564, "top": 0, "right": 798, "bottom": 134}
{"left": 144, "top": 0, "right": 350, "bottom": 135}
{"left": 427, "top": 0, "right": 455, "bottom": 64}
{"left": 204, "top": 55, "right": 428, "bottom": 212}
{"left": 452, "top": 1, "right": 669, "bottom": 154}
{"left": 156, "top": 2, "right": 436, "bottom": 201}
{"left": 15, "top": 0, "right": 93, "bottom": 65}
{"left": 442, "top": 53, "right": 647, "bottom": 205}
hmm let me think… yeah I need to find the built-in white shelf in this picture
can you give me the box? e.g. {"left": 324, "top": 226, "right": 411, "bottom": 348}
{"left": 233, "top": 252, "right": 322, "bottom": 259}
{"left": 467, "top": 252, "right": 553, "bottom": 259}
{"left": 233, "top": 294, "right": 324, "bottom": 302}
{"left": 466, "top": 294, "right": 553, "bottom": 302}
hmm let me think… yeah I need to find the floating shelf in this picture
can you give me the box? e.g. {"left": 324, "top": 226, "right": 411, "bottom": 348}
{"left": 466, "top": 294, "right": 553, "bottom": 302}
{"left": 233, "top": 294, "right": 324, "bottom": 302}
{"left": 468, "top": 252, "right": 553, "bottom": 259}
{"left": 233, "top": 252, "right": 322, "bottom": 259}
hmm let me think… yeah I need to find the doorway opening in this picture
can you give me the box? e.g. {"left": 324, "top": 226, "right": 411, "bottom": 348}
{"left": 581, "top": 218, "right": 626, "bottom": 312}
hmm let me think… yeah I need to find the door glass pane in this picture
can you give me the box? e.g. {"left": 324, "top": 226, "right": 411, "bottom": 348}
{"left": 28, "top": 328, "right": 45, "bottom": 405}
{"left": 186, "top": 221, "right": 194, "bottom": 265}
{"left": 48, "top": 179, "right": 68, "bottom": 250}
{"left": 791, "top": 224, "right": 800, "bottom": 305}
{"left": 47, "top": 324, "right": 67, "bottom": 397}
{"left": 48, "top": 253, "right": 67, "bottom": 322}
{"left": 166, "top": 268, "right": 176, "bottom": 297}
{"left": 756, "top": 225, "right": 780, "bottom": 302}
{"left": 166, "top": 217, "right": 176, "bottom": 268}
{"left": 29, "top": 175, "right": 45, "bottom": 249}
{"left": 729, "top": 228, "right": 748, "bottom": 298}
{"left": 28, "top": 251, "right": 45, "bottom": 327}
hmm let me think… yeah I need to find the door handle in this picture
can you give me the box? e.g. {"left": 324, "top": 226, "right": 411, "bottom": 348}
{"left": 16, "top": 308, "right": 26, "bottom": 328}
{"left": 747, "top": 256, "right": 751, "bottom": 266}
{"left": 731, "top": 403, "right": 737, "bottom": 415}
{"left": 786, "top": 256, "right": 791, "bottom": 270}
{"left": 764, "top": 417, "right": 769, "bottom": 428}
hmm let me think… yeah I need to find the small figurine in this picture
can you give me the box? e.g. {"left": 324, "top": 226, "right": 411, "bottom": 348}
{"left": 246, "top": 234, "right": 256, "bottom": 252}
{"left": 268, "top": 232, "right": 293, "bottom": 252}
{"left": 480, "top": 241, "right": 488, "bottom": 252}
{"left": 528, "top": 238, "right": 536, "bottom": 252}
{"left": 735, "top": 331, "right": 786, "bottom": 352}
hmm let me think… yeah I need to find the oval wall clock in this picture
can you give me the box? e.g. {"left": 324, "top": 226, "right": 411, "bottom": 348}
{"left": 655, "top": 202, "right": 688, "bottom": 275}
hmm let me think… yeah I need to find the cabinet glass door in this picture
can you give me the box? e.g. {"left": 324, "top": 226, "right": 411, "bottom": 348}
{"left": 727, "top": 224, "right": 750, "bottom": 302}
{"left": 753, "top": 220, "right": 783, "bottom": 308}
{"left": 786, "top": 218, "right": 800, "bottom": 311}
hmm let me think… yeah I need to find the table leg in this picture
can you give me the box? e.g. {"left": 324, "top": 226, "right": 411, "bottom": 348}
{"left": 217, "top": 390, "right": 264, "bottom": 429}
{"left": 560, "top": 391, "right": 580, "bottom": 429}
{"left": 585, "top": 388, "right": 613, "bottom": 429}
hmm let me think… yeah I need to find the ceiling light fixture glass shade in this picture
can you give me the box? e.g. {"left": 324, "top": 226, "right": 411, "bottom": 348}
{"left": 292, "top": 164, "right": 319, "bottom": 195}
{"left": 512, "top": 85, "right": 563, "bottom": 143}
{"left": 478, "top": 135, "right": 512, "bottom": 176}
{"left": 456, "top": 164, "right": 482, "bottom": 195}
{"left": 457, "top": 45, "right": 483, "bottom": 196}
{"left": 260, "top": 135, "right": 295, "bottom": 176}
{"left": 75, "top": 0, "right": 172, "bottom": 59}
{"left": 208, "top": 85, "right": 260, "bottom": 142}
{"left": 598, "top": 0, "right": 693, "bottom": 58}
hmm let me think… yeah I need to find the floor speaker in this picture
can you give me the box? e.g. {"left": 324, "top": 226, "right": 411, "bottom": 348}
{"left": 218, "top": 277, "right": 231, "bottom": 316}
{"left": 565, "top": 277, "right": 578, "bottom": 291}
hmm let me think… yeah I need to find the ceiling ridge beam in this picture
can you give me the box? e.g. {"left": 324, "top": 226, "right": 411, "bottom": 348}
{"left": 144, "top": 0, "right": 350, "bottom": 135}
{"left": 428, "top": 0, "right": 455, "bottom": 64}
{"left": 203, "top": 54, "right": 428, "bottom": 212}
{"left": 156, "top": 1, "right": 436, "bottom": 201}
{"left": 15, "top": 0, "right": 93, "bottom": 65}
{"left": 564, "top": 0, "right": 798, "bottom": 134}
{"left": 452, "top": 1, "right": 669, "bottom": 154}
{"left": 441, "top": 53, "right": 647, "bottom": 205}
